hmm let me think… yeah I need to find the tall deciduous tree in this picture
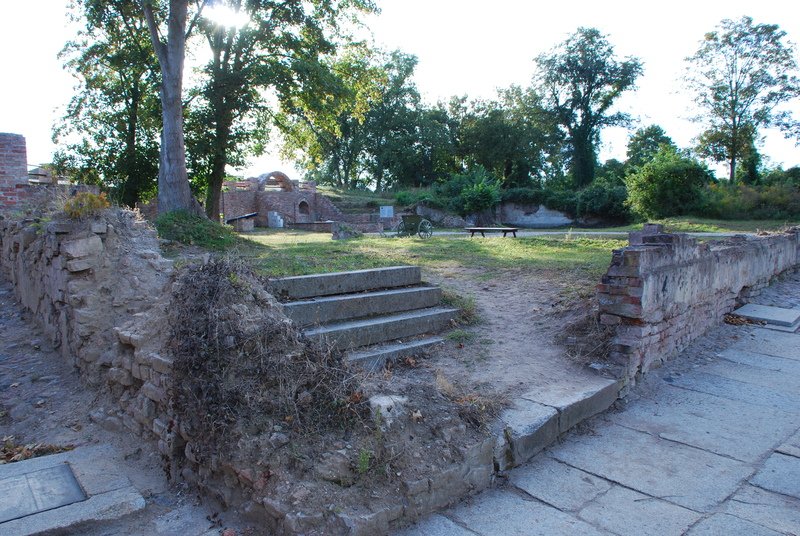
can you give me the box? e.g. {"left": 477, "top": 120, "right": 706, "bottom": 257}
{"left": 535, "top": 28, "right": 642, "bottom": 187}
{"left": 55, "top": 0, "right": 161, "bottom": 206}
{"left": 141, "top": 0, "right": 200, "bottom": 215}
{"left": 189, "top": 0, "right": 376, "bottom": 220}
{"left": 625, "top": 125, "right": 676, "bottom": 170}
{"left": 685, "top": 16, "right": 800, "bottom": 182}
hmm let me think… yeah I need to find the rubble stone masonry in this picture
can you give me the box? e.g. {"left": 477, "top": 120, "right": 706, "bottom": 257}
{"left": 598, "top": 224, "right": 800, "bottom": 382}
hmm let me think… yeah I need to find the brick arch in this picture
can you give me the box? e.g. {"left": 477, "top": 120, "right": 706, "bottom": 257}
{"left": 256, "top": 171, "right": 295, "bottom": 192}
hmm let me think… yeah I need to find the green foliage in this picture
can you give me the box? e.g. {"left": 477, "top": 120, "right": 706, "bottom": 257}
{"left": 698, "top": 183, "right": 800, "bottom": 220}
{"left": 626, "top": 125, "right": 676, "bottom": 170}
{"left": 575, "top": 180, "right": 630, "bottom": 222}
{"left": 459, "top": 177, "right": 502, "bottom": 216}
{"left": 500, "top": 187, "right": 547, "bottom": 206}
{"left": 625, "top": 148, "right": 713, "bottom": 219}
{"left": 685, "top": 16, "right": 800, "bottom": 182}
{"left": 155, "top": 210, "right": 239, "bottom": 250}
{"left": 441, "top": 290, "right": 478, "bottom": 325}
{"left": 63, "top": 192, "right": 111, "bottom": 219}
{"left": 535, "top": 27, "right": 643, "bottom": 187}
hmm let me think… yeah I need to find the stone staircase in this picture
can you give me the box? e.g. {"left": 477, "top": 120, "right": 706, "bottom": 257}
{"left": 270, "top": 266, "right": 457, "bottom": 370}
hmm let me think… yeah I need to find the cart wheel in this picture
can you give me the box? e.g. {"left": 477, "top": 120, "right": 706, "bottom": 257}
{"left": 396, "top": 220, "right": 407, "bottom": 237}
{"left": 418, "top": 219, "right": 433, "bottom": 239}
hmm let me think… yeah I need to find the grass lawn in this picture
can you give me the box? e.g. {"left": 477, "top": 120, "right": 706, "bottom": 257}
{"left": 237, "top": 229, "right": 625, "bottom": 279}
{"left": 587, "top": 217, "right": 800, "bottom": 234}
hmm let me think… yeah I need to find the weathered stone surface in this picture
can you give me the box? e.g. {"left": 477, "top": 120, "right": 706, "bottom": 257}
{"left": 60, "top": 235, "right": 103, "bottom": 259}
{"left": 509, "top": 455, "right": 610, "bottom": 511}
{"left": 369, "top": 395, "right": 408, "bottom": 427}
{"left": 107, "top": 367, "right": 133, "bottom": 387}
{"left": 750, "top": 452, "right": 800, "bottom": 500}
{"left": 721, "top": 485, "right": 800, "bottom": 535}
{"left": 393, "top": 514, "right": 473, "bottom": 536}
{"left": 669, "top": 371, "right": 800, "bottom": 411}
{"left": 521, "top": 376, "right": 619, "bottom": 433}
{"left": 495, "top": 400, "right": 557, "bottom": 470}
{"left": 314, "top": 450, "right": 355, "bottom": 486}
{"left": 777, "top": 429, "right": 800, "bottom": 458}
{"left": 577, "top": 484, "right": 701, "bottom": 536}
{"left": 728, "top": 328, "right": 800, "bottom": 361}
{"left": 550, "top": 423, "right": 752, "bottom": 512}
{"left": 65, "top": 258, "right": 94, "bottom": 272}
{"left": 685, "top": 514, "right": 783, "bottom": 536}
{"left": 733, "top": 303, "right": 800, "bottom": 327}
{"left": 609, "top": 383, "right": 799, "bottom": 462}
{"left": 448, "top": 489, "right": 606, "bottom": 536}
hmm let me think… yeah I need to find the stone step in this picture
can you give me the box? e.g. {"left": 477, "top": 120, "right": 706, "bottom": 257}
{"left": 348, "top": 336, "right": 445, "bottom": 372}
{"left": 304, "top": 307, "right": 458, "bottom": 351}
{"left": 270, "top": 266, "right": 421, "bottom": 301}
{"left": 283, "top": 286, "right": 443, "bottom": 328}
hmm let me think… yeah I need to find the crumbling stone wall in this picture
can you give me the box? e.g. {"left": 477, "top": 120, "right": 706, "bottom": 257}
{"left": 598, "top": 224, "right": 800, "bottom": 382}
{"left": 0, "top": 133, "right": 31, "bottom": 211}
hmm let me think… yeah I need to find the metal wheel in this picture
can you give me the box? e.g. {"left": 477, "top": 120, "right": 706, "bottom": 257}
{"left": 396, "top": 220, "right": 407, "bottom": 237}
{"left": 418, "top": 219, "right": 433, "bottom": 239}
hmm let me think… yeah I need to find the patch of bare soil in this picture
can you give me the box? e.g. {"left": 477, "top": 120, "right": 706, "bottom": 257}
{"left": 423, "top": 266, "right": 614, "bottom": 401}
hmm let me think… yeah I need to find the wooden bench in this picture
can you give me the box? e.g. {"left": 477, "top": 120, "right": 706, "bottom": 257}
{"left": 465, "top": 227, "right": 520, "bottom": 238}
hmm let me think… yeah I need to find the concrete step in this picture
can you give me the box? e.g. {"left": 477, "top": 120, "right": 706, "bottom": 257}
{"left": 348, "top": 336, "right": 445, "bottom": 371}
{"left": 269, "top": 266, "right": 421, "bottom": 300}
{"left": 304, "top": 307, "right": 458, "bottom": 351}
{"left": 283, "top": 286, "right": 443, "bottom": 328}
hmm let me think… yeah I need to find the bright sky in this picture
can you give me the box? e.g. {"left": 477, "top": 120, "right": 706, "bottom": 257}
{"left": 1, "top": 1, "right": 798, "bottom": 178}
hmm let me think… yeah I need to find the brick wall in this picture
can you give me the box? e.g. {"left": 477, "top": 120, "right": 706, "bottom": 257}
{"left": 0, "top": 133, "right": 30, "bottom": 211}
{"left": 598, "top": 225, "right": 800, "bottom": 382}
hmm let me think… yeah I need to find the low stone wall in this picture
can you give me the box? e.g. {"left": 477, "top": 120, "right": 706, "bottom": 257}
{"left": 598, "top": 224, "right": 800, "bottom": 382}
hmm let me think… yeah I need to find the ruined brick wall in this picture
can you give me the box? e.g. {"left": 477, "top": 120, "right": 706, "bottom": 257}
{"left": 0, "top": 133, "right": 31, "bottom": 211}
{"left": 598, "top": 225, "right": 800, "bottom": 382}
{"left": 221, "top": 189, "right": 258, "bottom": 222}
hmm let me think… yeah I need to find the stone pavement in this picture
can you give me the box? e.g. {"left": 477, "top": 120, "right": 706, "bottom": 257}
{"left": 396, "top": 278, "right": 800, "bottom": 535}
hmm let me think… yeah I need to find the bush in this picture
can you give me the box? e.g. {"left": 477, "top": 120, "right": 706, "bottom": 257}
{"left": 575, "top": 180, "right": 630, "bottom": 222}
{"left": 62, "top": 192, "right": 110, "bottom": 219}
{"left": 458, "top": 177, "right": 501, "bottom": 216}
{"left": 698, "top": 182, "right": 800, "bottom": 220}
{"left": 501, "top": 187, "right": 546, "bottom": 206}
{"left": 155, "top": 210, "right": 239, "bottom": 250}
{"left": 625, "top": 148, "right": 712, "bottom": 219}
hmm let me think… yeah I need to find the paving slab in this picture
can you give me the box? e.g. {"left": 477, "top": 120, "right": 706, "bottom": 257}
{"left": 721, "top": 485, "right": 800, "bottom": 535}
{"left": 729, "top": 328, "right": 800, "bottom": 361}
{"left": 733, "top": 304, "right": 800, "bottom": 327}
{"left": 777, "top": 428, "right": 800, "bottom": 458}
{"left": 520, "top": 376, "right": 620, "bottom": 433}
{"left": 496, "top": 400, "right": 558, "bottom": 470}
{"left": 668, "top": 371, "right": 800, "bottom": 411}
{"left": 577, "top": 485, "right": 701, "bottom": 536}
{"left": 685, "top": 514, "right": 784, "bottom": 536}
{"left": 716, "top": 348, "right": 800, "bottom": 372}
{"left": 509, "top": 455, "right": 610, "bottom": 512}
{"left": 0, "top": 464, "right": 86, "bottom": 523}
{"left": 393, "top": 514, "right": 477, "bottom": 536}
{"left": 609, "top": 383, "right": 799, "bottom": 462}
{"left": 699, "top": 358, "right": 800, "bottom": 394}
{"left": 750, "top": 452, "right": 800, "bottom": 500}
{"left": 448, "top": 489, "right": 607, "bottom": 536}
{"left": 550, "top": 423, "right": 752, "bottom": 512}
{"left": 0, "top": 444, "right": 145, "bottom": 535}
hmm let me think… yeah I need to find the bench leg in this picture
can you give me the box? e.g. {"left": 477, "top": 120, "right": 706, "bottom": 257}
{"left": 480, "top": 231, "right": 486, "bottom": 238}
{"left": 512, "top": 231, "right": 517, "bottom": 237}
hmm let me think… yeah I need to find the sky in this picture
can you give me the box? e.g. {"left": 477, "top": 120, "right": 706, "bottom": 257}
{"left": 0, "top": 0, "right": 798, "bottom": 179}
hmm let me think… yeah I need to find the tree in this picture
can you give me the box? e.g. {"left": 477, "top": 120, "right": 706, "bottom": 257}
{"left": 188, "top": 0, "right": 376, "bottom": 220}
{"left": 55, "top": 0, "right": 161, "bottom": 206}
{"left": 535, "top": 28, "right": 642, "bottom": 187}
{"left": 625, "top": 146, "right": 713, "bottom": 219}
{"left": 685, "top": 16, "right": 800, "bottom": 182}
{"left": 141, "top": 0, "right": 201, "bottom": 215}
{"left": 625, "top": 125, "right": 676, "bottom": 170}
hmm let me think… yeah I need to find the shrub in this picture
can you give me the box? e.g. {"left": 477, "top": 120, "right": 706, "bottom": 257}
{"left": 155, "top": 210, "right": 239, "bottom": 250}
{"left": 501, "top": 187, "right": 546, "bottom": 206}
{"left": 62, "top": 192, "right": 110, "bottom": 219}
{"left": 459, "top": 177, "right": 501, "bottom": 216}
{"left": 625, "top": 147, "right": 712, "bottom": 219}
{"left": 575, "top": 180, "right": 630, "bottom": 222}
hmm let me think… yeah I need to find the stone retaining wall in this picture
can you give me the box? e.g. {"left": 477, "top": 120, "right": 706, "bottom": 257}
{"left": 598, "top": 224, "right": 800, "bottom": 382}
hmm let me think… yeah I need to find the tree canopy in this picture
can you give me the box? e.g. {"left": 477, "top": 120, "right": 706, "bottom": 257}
{"left": 685, "top": 16, "right": 800, "bottom": 182}
{"left": 535, "top": 27, "right": 643, "bottom": 187}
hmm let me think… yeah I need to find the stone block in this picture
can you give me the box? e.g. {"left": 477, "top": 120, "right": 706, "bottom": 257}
{"left": 107, "top": 367, "right": 133, "bottom": 386}
{"left": 141, "top": 382, "right": 167, "bottom": 404}
{"left": 66, "top": 259, "right": 93, "bottom": 272}
{"left": 60, "top": 235, "right": 103, "bottom": 259}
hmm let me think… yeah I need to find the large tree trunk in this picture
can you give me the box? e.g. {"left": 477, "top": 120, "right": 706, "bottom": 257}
{"left": 142, "top": 0, "right": 200, "bottom": 216}
{"left": 205, "top": 122, "right": 230, "bottom": 221}
{"left": 571, "top": 131, "right": 596, "bottom": 187}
